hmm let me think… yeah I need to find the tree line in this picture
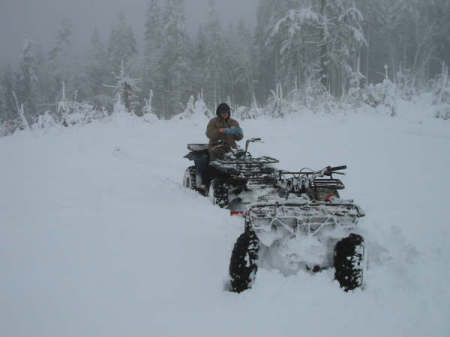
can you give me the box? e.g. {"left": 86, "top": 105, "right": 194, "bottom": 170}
{"left": 0, "top": 0, "right": 449, "bottom": 130}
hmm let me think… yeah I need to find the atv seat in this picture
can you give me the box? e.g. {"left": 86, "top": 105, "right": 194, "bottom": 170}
{"left": 187, "top": 144, "right": 209, "bottom": 152}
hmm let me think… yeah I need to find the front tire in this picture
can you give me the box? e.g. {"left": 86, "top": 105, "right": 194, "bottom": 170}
{"left": 209, "top": 179, "right": 229, "bottom": 208}
{"left": 183, "top": 166, "right": 197, "bottom": 190}
{"left": 334, "top": 233, "right": 365, "bottom": 291}
{"left": 229, "top": 230, "right": 260, "bottom": 293}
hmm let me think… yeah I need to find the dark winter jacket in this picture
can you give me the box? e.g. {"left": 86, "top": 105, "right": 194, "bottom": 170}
{"left": 206, "top": 116, "right": 243, "bottom": 161}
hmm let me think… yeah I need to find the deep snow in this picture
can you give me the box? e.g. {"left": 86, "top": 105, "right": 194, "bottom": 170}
{"left": 1, "top": 97, "right": 449, "bottom": 337}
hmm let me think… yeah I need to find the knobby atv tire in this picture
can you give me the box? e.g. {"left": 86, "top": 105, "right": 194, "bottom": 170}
{"left": 229, "top": 230, "right": 260, "bottom": 293}
{"left": 334, "top": 233, "right": 365, "bottom": 291}
{"left": 210, "top": 179, "right": 229, "bottom": 208}
{"left": 183, "top": 166, "right": 197, "bottom": 190}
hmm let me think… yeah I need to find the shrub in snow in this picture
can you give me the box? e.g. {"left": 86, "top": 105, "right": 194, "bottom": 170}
{"left": 89, "top": 94, "right": 114, "bottom": 112}
{"left": 395, "top": 68, "right": 417, "bottom": 101}
{"left": 143, "top": 113, "right": 159, "bottom": 124}
{"left": 432, "top": 64, "right": 450, "bottom": 120}
{"left": 233, "top": 106, "right": 257, "bottom": 120}
{"left": 63, "top": 103, "right": 108, "bottom": 126}
{"left": 434, "top": 106, "right": 450, "bottom": 120}
{"left": 34, "top": 111, "right": 57, "bottom": 129}
{"left": 357, "top": 79, "right": 398, "bottom": 116}
{"left": 268, "top": 83, "right": 286, "bottom": 118}
{"left": 0, "top": 122, "right": 8, "bottom": 137}
{"left": 142, "top": 90, "right": 159, "bottom": 123}
{"left": 293, "top": 80, "right": 335, "bottom": 113}
{"left": 262, "top": 80, "right": 337, "bottom": 117}
{"left": 112, "top": 92, "right": 129, "bottom": 115}
{"left": 55, "top": 82, "right": 109, "bottom": 127}
{"left": 174, "top": 95, "right": 211, "bottom": 121}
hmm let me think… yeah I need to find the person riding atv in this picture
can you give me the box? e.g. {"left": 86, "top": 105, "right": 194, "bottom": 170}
{"left": 207, "top": 103, "right": 244, "bottom": 161}
{"left": 195, "top": 103, "right": 243, "bottom": 192}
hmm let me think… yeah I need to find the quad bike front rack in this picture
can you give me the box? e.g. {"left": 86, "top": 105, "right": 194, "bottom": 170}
{"left": 246, "top": 201, "right": 365, "bottom": 235}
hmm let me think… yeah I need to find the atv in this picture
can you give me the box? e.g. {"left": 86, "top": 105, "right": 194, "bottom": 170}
{"left": 228, "top": 165, "right": 367, "bottom": 293}
{"left": 183, "top": 138, "right": 279, "bottom": 209}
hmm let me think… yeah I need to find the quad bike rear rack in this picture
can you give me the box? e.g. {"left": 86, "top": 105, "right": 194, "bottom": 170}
{"left": 210, "top": 154, "right": 279, "bottom": 186}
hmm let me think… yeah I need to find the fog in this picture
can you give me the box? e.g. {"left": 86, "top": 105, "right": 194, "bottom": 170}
{"left": 0, "top": 0, "right": 258, "bottom": 65}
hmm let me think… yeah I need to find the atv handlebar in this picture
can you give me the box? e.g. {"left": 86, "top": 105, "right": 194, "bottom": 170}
{"left": 323, "top": 165, "right": 347, "bottom": 176}
{"left": 329, "top": 165, "right": 347, "bottom": 171}
{"left": 244, "top": 138, "right": 263, "bottom": 158}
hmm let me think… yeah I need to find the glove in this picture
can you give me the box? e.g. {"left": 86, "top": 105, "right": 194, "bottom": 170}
{"left": 224, "top": 126, "right": 243, "bottom": 137}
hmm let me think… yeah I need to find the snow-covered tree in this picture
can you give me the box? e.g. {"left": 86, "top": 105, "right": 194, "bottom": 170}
{"left": 142, "top": 89, "right": 154, "bottom": 114}
{"left": 254, "top": 0, "right": 296, "bottom": 103}
{"left": 266, "top": 0, "right": 366, "bottom": 96}
{"left": 107, "top": 61, "right": 140, "bottom": 114}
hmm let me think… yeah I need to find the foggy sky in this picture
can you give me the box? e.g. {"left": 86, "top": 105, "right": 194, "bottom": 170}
{"left": 0, "top": 0, "right": 259, "bottom": 65}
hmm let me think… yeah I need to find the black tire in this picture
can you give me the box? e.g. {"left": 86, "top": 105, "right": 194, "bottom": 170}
{"left": 229, "top": 230, "right": 260, "bottom": 293}
{"left": 209, "top": 179, "right": 229, "bottom": 208}
{"left": 183, "top": 166, "right": 197, "bottom": 190}
{"left": 334, "top": 233, "right": 365, "bottom": 291}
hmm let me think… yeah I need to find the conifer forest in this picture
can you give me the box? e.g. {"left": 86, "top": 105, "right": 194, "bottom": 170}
{"left": 0, "top": 0, "right": 449, "bottom": 133}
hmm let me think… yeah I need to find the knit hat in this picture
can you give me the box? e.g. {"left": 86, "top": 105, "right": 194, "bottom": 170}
{"left": 216, "top": 103, "right": 231, "bottom": 116}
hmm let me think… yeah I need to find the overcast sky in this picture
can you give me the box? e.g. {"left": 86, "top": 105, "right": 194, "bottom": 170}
{"left": 0, "top": 0, "right": 259, "bottom": 65}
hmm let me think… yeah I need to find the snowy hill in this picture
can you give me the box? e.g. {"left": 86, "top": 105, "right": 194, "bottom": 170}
{"left": 1, "top": 98, "right": 450, "bottom": 337}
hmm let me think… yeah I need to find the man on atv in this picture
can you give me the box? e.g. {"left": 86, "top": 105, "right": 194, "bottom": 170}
{"left": 196, "top": 103, "right": 243, "bottom": 192}
{"left": 206, "top": 103, "right": 243, "bottom": 161}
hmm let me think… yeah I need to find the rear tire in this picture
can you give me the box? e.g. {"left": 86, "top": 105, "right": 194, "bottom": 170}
{"left": 334, "top": 233, "right": 365, "bottom": 291}
{"left": 229, "top": 230, "right": 260, "bottom": 293}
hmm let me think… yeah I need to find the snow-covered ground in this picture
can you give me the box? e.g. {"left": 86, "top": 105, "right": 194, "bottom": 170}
{"left": 1, "top": 96, "right": 449, "bottom": 337}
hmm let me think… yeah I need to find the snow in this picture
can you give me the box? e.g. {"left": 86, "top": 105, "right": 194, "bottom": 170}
{"left": 1, "top": 96, "right": 450, "bottom": 337}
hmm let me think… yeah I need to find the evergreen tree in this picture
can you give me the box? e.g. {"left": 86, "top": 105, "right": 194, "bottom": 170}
{"left": 86, "top": 28, "right": 112, "bottom": 109}
{"left": 429, "top": 0, "right": 450, "bottom": 75}
{"left": 358, "top": 0, "right": 438, "bottom": 85}
{"left": 0, "top": 66, "right": 17, "bottom": 125}
{"left": 254, "top": 0, "right": 289, "bottom": 103}
{"left": 142, "top": 0, "right": 164, "bottom": 116}
{"left": 159, "top": 0, "right": 190, "bottom": 118}
{"left": 203, "top": 0, "right": 227, "bottom": 108}
{"left": 226, "top": 21, "right": 255, "bottom": 106}
{"left": 190, "top": 26, "right": 208, "bottom": 98}
{"left": 322, "top": 0, "right": 366, "bottom": 95}
{"left": 0, "top": 82, "right": 6, "bottom": 124}
{"left": 48, "top": 19, "right": 75, "bottom": 103}
{"left": 15, "top": 40, "right": 40, "bottom": 122}
{"left": 108, "top": 12, "right": 138, "bottom": 74}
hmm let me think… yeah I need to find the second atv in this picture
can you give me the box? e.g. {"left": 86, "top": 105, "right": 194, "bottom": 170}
{"left": 183, "top": 138, "right": 279, "bottom": 209}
